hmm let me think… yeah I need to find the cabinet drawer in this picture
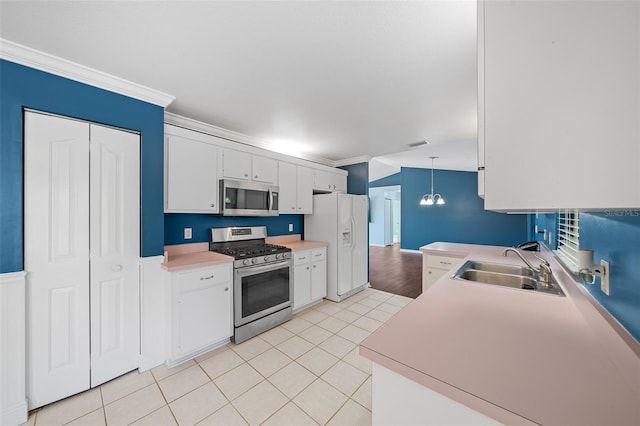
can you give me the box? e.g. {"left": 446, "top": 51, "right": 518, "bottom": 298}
{"left": 178, "top": 266, "right": 231, "bottom": 293}
{"left": 293, "top": 251, "right": 311, "bottom": 265}
{"left": 310, "top": 248, "right": 326, "bottom": 262}
{"left": 425, "top": 255, "right": 464, "bottom": 271}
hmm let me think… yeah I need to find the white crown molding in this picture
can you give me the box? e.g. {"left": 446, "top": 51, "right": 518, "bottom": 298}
{"left": 333, "top": 155, "right": 372, "bottom": 167}
{"left": 0, "top": 38, "right": 175, "bottom": 107}
{"left": 164, "top": 112, "right": 339, "bottom": 167}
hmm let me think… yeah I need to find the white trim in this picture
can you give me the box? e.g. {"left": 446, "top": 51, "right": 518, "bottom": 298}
{"left": 333, "top": 155, "right": 372, "bottom": 167}
{"left": 165, "top": 112, "right": 343, "bottom": 169}
{"left": 400, "top": 248, "right": 422, "bottom": 254}
{"left": 138, "top": 256, "right": 167, "bottom": 372}
{"left": 0, "top": 38, "right": 175, "bottom": 107}
{"left": 138, "top": 255, "right": 165, "bottom": 265}
{"left": 0, "top": 271, "right": 27, "bottom": 426}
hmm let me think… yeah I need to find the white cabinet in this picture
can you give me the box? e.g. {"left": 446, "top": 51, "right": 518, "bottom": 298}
{"left": 278, "top": 162, "right": 313, "bottom": 214}
{"left": 168, "top": 263, "right": 232, "bottom": 364}
{"left": 314, "top": 169, "right": 347, "bottom": 193}
{"left": 479, "top": 0, "right": 640, "bottom": 211}
{"left": 222, "top": 149, "right": 277, "bottom": 184}
{"left": 165, "top": 133, "right": 219, "bottom": 213}
{"left": 422, "top": 254, "right": 465, "bottom": 292}
{"left": 293, "top": 248, "right": 327, "bottom": 311}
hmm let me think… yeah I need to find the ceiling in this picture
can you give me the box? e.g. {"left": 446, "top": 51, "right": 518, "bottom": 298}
{"left": 0, "top": 0, "right": 478, "bottom": 180}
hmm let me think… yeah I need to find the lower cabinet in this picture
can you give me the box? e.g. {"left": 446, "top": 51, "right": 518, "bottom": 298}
{"left": 293, "top": 248, "right": 327, "bottom": 311}
{"left": 422, "top": 254, "right": 465, "bottom": 292}
{"left": 167, "top": 263, "right": 233, "bottom": 365}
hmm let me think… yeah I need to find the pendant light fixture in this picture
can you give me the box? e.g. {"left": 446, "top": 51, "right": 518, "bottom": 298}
{"left": 419, "top": 156, "right": 445, "bottom": 206}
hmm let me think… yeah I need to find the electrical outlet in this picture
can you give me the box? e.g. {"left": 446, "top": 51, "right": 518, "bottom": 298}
{"left": 600, "top": 260, "right": 610, "bottom": 295}
{"left": 289, "top": 223, "right": 293, "bottom": 232}
{"left": 184, "top": 227, "right": 192, "bottom": 239}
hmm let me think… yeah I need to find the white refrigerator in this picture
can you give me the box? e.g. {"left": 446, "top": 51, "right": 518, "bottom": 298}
{"left": 304, "top": 193, "right": 369, "bottom": 302}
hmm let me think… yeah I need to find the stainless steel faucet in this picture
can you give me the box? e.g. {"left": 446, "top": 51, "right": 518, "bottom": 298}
{"left": 503, "top": 248, "right": 553, "bottom": 288}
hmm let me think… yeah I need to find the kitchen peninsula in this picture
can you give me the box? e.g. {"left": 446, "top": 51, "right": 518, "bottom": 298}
{"left": 360, "top": 243, "right": 640, "bottom": 425}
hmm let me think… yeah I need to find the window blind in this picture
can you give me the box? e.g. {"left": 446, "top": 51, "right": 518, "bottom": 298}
{"left": 555, "top": 210, "right": 579, "bottom": 272}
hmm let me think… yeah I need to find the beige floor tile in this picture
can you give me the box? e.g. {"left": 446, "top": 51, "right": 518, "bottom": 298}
{"left": 343, "top": 347, "right": 372, "bottom": 374}
{"left": 198, "top": 348, "right": 244, "bottom": 380}
{"left": 268, "top": 361, "right": 317, "bottom": 399}
{"left": 276, "top": 335, "right": 314, "bottom": 359}
{"left": 388, "top": 295, "right": 413, "bottom": 307}
{"left": 259, "top": 325, "right": 295, "bottom": 346}
{"left": 353, "top": 315, "right": 384, "bottom": 333}
{"left": 293, "top": 379, "right": 348, "bottom": 425}
{"left": 358, "top": 296, "right": 383, "bottom": 309}
{"left": 327, "top": 399, "right": 371, "bottom": 426}
{"left": 346, "top": 291, "right": 368, "bottom": 302}
{"left": 213, "top": 363, "right": 263, "bottom": 401}
{"left": 65, "top": 407, "right": 105, "bottom": 426}
{"left": 131, "top": 405, "right": 177, "bottom": 426}
{"left": 158, "top": 365, "right": 210, "bottom": 402}
{"left": 377, "top": 303, "right": 403, "bottom": 314}
{"left": 35, "top": 387, "right": 102, "bottom": 426}
{"left": 169, "top": 382, "right": 228, "bottom": 426}
{"left": 230, "top": 336, "right": 272, "bottom": 361}
{"left": 318, "top": 334, "right": 357, "bottom": 359}
{"left": 316, "top": 316, "right": 349, "bottom": 333}
{"left": 367, "top": 290, "right": 394, "bottom": 302}
{"left": 197, "top": 403, "right": 247, "bottom": 426}
{"left": 297, "top": 347, "right": 339, "bottom": 376}
{"left": 351, "top": 377, "right": 372, "bottom": 410}
{"left": 332, "top": 308, "right": 361, "bottom": 324}
{"left": 151, "top": 359, "right": 197, "bottom": 382}
{"left": 314, "top": 302, "right": 343, "bottom": 316}
{"left": 101, "top": 370, "right": 155, "bottom": 405}
{"left": 231, "top": 380, "right": 288, "bottom": 425}
{"left": 346, "top": 302, "right": 372, "bottom": 315}
{"left": 280, "top": 316, "right": 313, "bottom": 334}
{"left": 104, "top": 384, "right": 166, "bottom": 426}
{"left": 364, "top": 308, "right": 394, "bottom": 323}
{"left": 248, "top": 347, "right": 292, "bottom": 377}
{"left": 297, "top": 308, "right": 329, "bottom": 324}
{"left": 262, "top": 401, "right": 318, "bottom": 426}
{"left": 321, "top": 361, "right": 369, "bottom": 397}
{"left": 194, "top": 344, "right": 230, "bottom": 363}
{"left": 337, "top": 324, "right": 371, "bottom": 344}
{"left": 335, "top": 298, "right": 355, "bottom": 309}
{"left": 19, "top": 412, "right": 35, "bottom": 426}
{"left": 298, "top": 324, "right": 332, "bottom": 345}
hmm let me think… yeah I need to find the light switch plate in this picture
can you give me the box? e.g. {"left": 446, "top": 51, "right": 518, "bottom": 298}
{"left": 184, "top": 227, "right": 192, "bottom": 239}
{"left": 289, "top": 223, "right": 293, "bottom": 232}
{"left": 600, "top": 260, "right": 610, "bottom": 295}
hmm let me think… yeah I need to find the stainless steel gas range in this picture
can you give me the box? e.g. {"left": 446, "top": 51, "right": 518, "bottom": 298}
{"left": 209, "top": 226, "right": 292, "bottom": 344}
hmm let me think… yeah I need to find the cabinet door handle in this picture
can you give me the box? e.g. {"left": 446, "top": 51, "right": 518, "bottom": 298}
{"left": 254, "top": 175, "right": 258, "bottom": 179}
{"left": 200, "top": 275, "right": 214, "bottom": 280}
{"left": 225, "top": 287, "right": 229, "bottom": 291}
{"left": 428, "top": 271, "right": 432, "bottom": 274}
{"left": 210, "top": 203, "right": 215, "bottom": 208}
{"left": 440, "top": 261, "right": 452, "bottom": 265}
{"left": 312, "top": 265, "right": 316, "bottom": 268}
{"left": 306, "top": 266, "right": 310, "bottom": 270}
{"left": 299, "top": 256, "right": 306, "bottom": 260}
{"left": 244, "top": 173, "right": 249, "bottom": 177}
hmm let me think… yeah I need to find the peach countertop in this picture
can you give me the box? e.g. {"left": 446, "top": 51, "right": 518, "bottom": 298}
{"left": 360, "top": 242, "right": 640, "bottom": 425}
{"left": 266, "top": 234, "right": 328, "bottom": 251}
{"left": 161, "top": 242, "right": 233, "bottom": 272}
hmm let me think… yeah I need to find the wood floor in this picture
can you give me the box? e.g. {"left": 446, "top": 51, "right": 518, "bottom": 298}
{"left": 369, "top": 244, "right": 423, "bottom": 299}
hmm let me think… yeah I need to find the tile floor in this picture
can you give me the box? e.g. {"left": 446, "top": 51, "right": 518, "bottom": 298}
{"left": 22, "top": 288, "right": 411, "bottom": 426}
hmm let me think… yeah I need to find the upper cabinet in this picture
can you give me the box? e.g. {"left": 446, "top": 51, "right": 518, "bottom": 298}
{"left": 314, "top": 169, "right": 347, "bottom": 193}
{"left": 222, "top": 149, "right": 277, "bottom": 184}
{"left": 479, "top": 0, "right": 640, "bottom": 211}
{"left": 165, "top": 131, "right": 219, "bottom": 213}
{"left": 278, "top": 162, "right": 313, "bottom": 214}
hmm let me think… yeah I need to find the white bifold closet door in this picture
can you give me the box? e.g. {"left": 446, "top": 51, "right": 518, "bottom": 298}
{"left": 24, "top": 111, "right": 140, "bottom": 409}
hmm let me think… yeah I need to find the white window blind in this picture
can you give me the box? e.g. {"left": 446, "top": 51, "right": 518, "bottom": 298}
{"left": 555, "top": 210, "right": 580, "bottom": 272}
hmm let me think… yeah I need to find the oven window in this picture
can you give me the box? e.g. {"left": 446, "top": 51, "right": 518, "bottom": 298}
{"left": 241, "top": 267, "right": 290, "bottom": 319}
{"left": 225, "top": 188, "right": 269, "bottom": 210}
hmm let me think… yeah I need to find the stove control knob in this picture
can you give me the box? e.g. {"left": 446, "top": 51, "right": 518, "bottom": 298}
{"left": 251, "top": 258, "right": 258, "bottom": 264}
{"left": 264, "top": 256, "right": 269, "bottom": 261}
{"left": 243, "top": 259, "right": 250, "bottom": 266}
{"left": 275, "top": 253, "right": 281, "bottom": 260}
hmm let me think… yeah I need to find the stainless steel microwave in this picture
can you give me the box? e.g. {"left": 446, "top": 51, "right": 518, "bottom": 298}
{"left": 220, "top": 179, "right": 279, "bottom": 216}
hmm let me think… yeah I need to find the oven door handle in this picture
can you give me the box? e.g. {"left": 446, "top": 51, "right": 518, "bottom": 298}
{"left": 237, "top": 260, "right": 291, "bottom": 275}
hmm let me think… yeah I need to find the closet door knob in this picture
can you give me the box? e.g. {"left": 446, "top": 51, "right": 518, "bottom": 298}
{"left": 112, "top": 265, "right": 123, "bottom": 272}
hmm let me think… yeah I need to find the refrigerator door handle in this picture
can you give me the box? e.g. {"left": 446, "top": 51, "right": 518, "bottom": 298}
{"left": 349, "top": 217, "right": 356, "bottom": 250}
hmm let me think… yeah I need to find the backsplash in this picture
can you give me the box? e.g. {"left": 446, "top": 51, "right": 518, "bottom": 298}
{"left": 164, "top": 214, "right": 304, "bottom": 245}
{"left": 534, "top": 212, "right": 640, "bottom": 342}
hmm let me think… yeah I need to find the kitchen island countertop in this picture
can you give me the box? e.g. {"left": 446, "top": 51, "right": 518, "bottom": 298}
{"left": 360, "top": 242, "right": 640, "bottom": 425}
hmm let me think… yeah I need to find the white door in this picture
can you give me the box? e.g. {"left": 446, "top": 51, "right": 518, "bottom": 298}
{"left": 25, "top": 112, "right": 91, "bottom": 409}
{"left": 89, "top": 124, "right": 140, "bottom": 386}
{"left": 352, "top": 195, "right": 369, "bottom": 288}
{"left": 25, "top": 111, "right": 140, "bottom": 408}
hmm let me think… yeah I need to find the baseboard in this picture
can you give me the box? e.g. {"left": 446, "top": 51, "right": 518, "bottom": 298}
{"left": 399, "top": 248, "right": 422, "bottom": 254}
{"left": 0, "top": 399, "right": 28, "bottom": 426}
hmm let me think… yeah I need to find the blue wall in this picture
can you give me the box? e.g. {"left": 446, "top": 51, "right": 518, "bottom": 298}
{"left": 165, "top": 214, "right": 304, "bottom": 245}
{"left": 369, "top": 172, "right": 401, "bottom": 188}
{"left": 340, "top": 162, "right": 369, "bottom": 195}
{"left": 400, "top": 167, "right": 528, "bottom": 250}
{"left": 0, "top": 60, "right": 165, "bottom": 273}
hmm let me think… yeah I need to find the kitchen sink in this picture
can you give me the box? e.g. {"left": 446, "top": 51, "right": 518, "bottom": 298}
{"left": 452, "top": 260, "right": 565, "bottom": 296}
